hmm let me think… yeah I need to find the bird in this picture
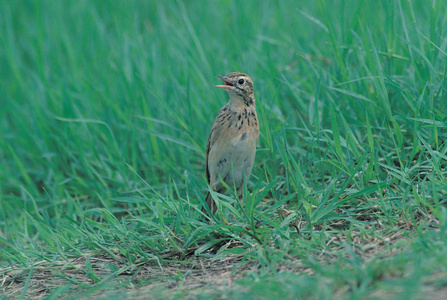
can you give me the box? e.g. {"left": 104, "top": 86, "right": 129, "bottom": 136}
{"left": 203, "top": 72, "right": 260, "bottom": 215}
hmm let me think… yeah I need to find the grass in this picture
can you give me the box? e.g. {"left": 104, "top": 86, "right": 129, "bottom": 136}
{"left": 1, "top": 0, "right": 447, "bottom": 298}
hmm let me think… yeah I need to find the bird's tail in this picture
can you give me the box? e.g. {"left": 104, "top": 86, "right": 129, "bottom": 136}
{"left": 201, "top": 192, "right": 217, "bottom": 216}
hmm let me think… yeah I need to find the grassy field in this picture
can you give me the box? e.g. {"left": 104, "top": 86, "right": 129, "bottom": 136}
{"left": 1, "top": 0, "right": 447, "bottom": 298}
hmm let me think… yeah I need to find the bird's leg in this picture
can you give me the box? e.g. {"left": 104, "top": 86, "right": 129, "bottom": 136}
{"left": 237, "top": 183, "right": 244, "bottom": 212}
{"left": 237, "top": 183, "right": 244, "bottom": 203}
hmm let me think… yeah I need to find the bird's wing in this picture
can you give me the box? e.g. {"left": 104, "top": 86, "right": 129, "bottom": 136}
{"left": 205, "top": 104, "right": 229, "bottom": 184}
{"left": 205, "top": 131, "right": 212, "bottom": 184}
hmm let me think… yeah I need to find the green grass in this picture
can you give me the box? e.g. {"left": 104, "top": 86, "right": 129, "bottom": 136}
{"left": 1, "top": 0, "right": 447, "bottom": 298}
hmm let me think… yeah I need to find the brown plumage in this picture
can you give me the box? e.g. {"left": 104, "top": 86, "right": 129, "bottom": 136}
{"left": 203, "top": 72, "right": 260, "bottom": 215}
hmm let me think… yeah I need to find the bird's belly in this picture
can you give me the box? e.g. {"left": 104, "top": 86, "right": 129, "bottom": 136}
{"left": 212, "top": 132, "right": 256, "bottom": 188}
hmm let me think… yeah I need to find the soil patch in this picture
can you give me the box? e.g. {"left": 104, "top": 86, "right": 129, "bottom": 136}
{"left": 2, "top": 228, "right": 410, "bottom": 299}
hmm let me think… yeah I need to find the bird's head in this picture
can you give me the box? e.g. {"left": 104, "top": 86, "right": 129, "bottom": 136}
{"left": 215, "top": 72, "right": 255, "bottom": 104}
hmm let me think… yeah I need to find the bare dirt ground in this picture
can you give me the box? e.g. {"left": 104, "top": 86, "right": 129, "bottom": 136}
{"left": 2, "top": 252, "right": 258, "bottom": 299}
{"left": 2, "top": 228, "right": 412, "bottom": 299}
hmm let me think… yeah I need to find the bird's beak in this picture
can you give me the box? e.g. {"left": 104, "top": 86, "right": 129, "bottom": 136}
{"left": 215, "top": 76, "right": 234, "bottom": 90}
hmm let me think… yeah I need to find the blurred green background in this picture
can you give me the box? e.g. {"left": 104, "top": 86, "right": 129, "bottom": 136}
{"left": 2, "top": 0, "right": 444, "bottom": 211}
{"left": 1, "top": 0, "right": 446, "bottom": 298}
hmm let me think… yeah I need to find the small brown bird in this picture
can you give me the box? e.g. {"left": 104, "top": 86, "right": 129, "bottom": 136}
{"left": 203, "top": 72, "right": 260, "bottom": 215}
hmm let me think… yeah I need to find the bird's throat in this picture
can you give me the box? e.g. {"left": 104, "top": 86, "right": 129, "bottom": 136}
{"left": 229, "top": 93, "right": 255, "bottom": 108}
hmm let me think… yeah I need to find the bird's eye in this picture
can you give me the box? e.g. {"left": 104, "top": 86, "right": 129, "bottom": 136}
{"left": 238, "top": 79, "right": 245, "bottom": 84}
